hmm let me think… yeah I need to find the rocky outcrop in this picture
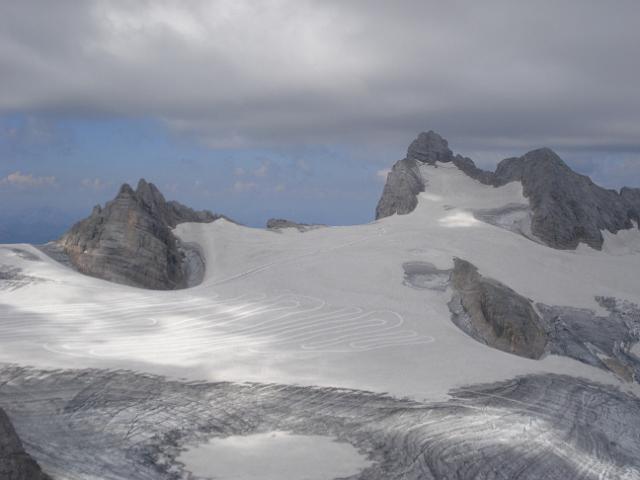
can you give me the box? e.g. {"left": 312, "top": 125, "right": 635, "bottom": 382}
{"left": 376, "top": 132, "right": 493, "bottom": 219}
{"left": 448, "top": 258, "right": 548, "bottom": 359}
{"left": 621, "top": 187, "right": 640, "bottom": 221}
{"left": 375, "top": 158, "right": 424, "bottom": 219}
{"left": 490, "top": 148, "right": 637, "bottom": 249}
{"left": 0, "top": 407, "right": 51, "bottom": 480}
{"left": 403, "top": 260, "right": 640, "bottom": 380}
{"left": 59, "top": 179, "right": 222, "bottom": 290}
{"left": 539, "top": 297, "right": 640, "bottom": 382}
{"left": 376, "top": 131, "right": 640, "bottom": 250}
{"left": 266, "top": 218, "right": 325, "bottom": 232}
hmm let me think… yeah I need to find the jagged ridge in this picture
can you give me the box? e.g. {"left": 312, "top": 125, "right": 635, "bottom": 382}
{"left": 376, "top": 131, "right": 640, "bottom": 250}
{"left": 59, "top": 179, "right": 223, "bottom": 290}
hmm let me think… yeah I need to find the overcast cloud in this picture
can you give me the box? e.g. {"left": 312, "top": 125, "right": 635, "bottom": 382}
{"left": 1, "top": 0, "right": 639, "bottom": 150}
{"left": 2, "top": 1, "right": 640, "bottom": 241}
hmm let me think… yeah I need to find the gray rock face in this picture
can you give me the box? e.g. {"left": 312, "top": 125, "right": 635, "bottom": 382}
{"left": 376, "top": 131, "right": 455, "bottom": 219}
{"left": 375, "top": 158, "right": 424, "bottom": 218}
{"left": 406, "top": 130, "right": 454, "bottom": 164}
{"left": 539, "top": 297, "right": 640, "bottom": 382}
{"left": 266, "top": 218, "right": 325, "bottom": 232}
{"left": 58, "top": 179, "right": 222, "bottom": 290}
{"left": 376, "top": 131, "right": 640, "bottom": 250}
{"left": 621, "top": 186, "right": 640, "bottom": 220}
{"left": 491, "top": 148, "right": 637, "bottom": 249}
{"left": 407, "top": 258, "right": 640, "bottom": 380}
{"left": 448, "top": 258, "right": 548, "bottom": 359}
{"left": 0, "top": 407, "right": 50, "bottom": 480}
{"left": 1, "top": 365, "right": 639, "bottom": 480}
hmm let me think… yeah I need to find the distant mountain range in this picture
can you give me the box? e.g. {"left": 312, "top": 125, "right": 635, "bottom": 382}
{"left": 0, "top": 208, "right": 78, "bottom": 245}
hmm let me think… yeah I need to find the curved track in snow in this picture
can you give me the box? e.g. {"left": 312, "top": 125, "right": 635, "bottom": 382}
{"left": 0, "top": 291, "right": 432, "bottom": 365}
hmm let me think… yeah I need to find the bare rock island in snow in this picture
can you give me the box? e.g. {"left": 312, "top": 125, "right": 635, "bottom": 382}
{"left": 377, "top": 131, "right": 640, "bottom": 249}
{"left": 56, "top": 179, "right": 224, "bottom": 290}
{"left": 448, "top": 257, "right": 548, "bottom": 360}
{"left": 266, "top": 218, "right": 326, "bottom": 232}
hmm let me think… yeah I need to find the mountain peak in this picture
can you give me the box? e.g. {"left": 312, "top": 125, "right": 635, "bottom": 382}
{"left": 134, "top": 178, "right": 167, "bottom": 210}
{"left": 117, "top": 183, "right": 135, "bottom": 197}
{"left": 59, "top": 181, "right": 224, "bottom": 289}
{"left": 521, "top": 147, "right": 569, "bottom": 168}
{"left": 407, "top": 131, "right": 453, "bottom": 164}
{"left": 377, "top": 129, "right": 640, "bottom": 250}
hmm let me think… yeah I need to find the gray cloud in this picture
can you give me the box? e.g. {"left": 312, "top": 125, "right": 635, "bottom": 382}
{"left": 1, "top": 0, "right": 640, "bottom": 155}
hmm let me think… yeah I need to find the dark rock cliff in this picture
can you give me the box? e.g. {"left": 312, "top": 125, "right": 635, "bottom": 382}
{"left": 376, "top": 131, "right": 640, "bottom": 250}
{"left": 0, "top": 407, "right": 51, "bottom": 480}
{"left": 59, "top": 179, "right": 222, "bottom": 289}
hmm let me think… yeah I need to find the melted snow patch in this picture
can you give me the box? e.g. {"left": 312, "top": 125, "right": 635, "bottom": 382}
{"left": 179, "top": 431, "right": 373, "bottom": 480}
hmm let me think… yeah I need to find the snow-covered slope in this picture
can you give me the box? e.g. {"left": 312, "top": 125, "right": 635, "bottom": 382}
{"left": 1, "top": 149, "right": 640, "bottom": 479}
{"left": 1, "top": 162, "right": 639, "bottom": 399}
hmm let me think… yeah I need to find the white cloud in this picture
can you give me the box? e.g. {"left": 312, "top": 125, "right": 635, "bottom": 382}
{"left": 253, "top": 162, "right": 269, "bottom": 177}
{"left": 0, "top": 171, "right": 57, "bottom": 188}
{"left": 80, "top": 177, "right": 109, "bottom": 190}
{"left": 233, "top": 180, "right": 257, "bottom": 192}
{"left": 376, "top": 169, "right": 390, "bottom": 181}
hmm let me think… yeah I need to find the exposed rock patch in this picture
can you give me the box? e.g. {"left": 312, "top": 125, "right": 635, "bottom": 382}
{"left": 266, "top": 218, "right": 326, "bottom": 232}
{"left": 539, "top": 297, "right": 640, "bottom": 382}
{"left": 448, "top": 258, "right": 548, "bottom": 359}
{"left": 402, "top": 261, "right": 450, "bottom": 291}
{"left": 377, "top": 131, "right": 640, "bottom": 250}
{"left": 0, "top": 407, "right": 51, "bottom": 480}
{"left": 490, "top": 148, "right": 637, "bottom": 249}
{"left": 408, "top": 257, "right": 640, "bottom": 379}
{"left": 57, "top": 179, "right": 223, "bottom": 290}
{"left": 0, "top": 266, "right": 45, "bottom": 291}
{"left": 0, "top": 248, "right": 41, "bottom": 262}
{"left": 471, "top": 203, "right": 537, "bottom": 242}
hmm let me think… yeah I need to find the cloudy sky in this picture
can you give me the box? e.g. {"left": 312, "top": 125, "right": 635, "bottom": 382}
{"left": 1, "top": 0, "right": 640, "bottom": 241}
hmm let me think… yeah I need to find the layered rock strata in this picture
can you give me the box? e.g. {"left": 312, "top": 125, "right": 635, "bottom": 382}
{"left": 58, "top": 179, "right": 222, "bottom": 289}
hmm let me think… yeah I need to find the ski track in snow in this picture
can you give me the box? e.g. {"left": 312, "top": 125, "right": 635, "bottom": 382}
{"left": 0, "top": 291, "right": 432, "bottom": 363}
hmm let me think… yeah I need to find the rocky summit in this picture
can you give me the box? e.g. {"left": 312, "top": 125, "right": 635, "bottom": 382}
{"left": 58, "top": 179, "right": 222, "bottom": 290}
{"left": 377, "top": 131, "right": 640, "bottom": 250}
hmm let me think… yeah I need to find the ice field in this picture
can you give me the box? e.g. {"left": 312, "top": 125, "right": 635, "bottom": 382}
{"left": 2, "top": 163, "right": 639, "bottom": 401}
